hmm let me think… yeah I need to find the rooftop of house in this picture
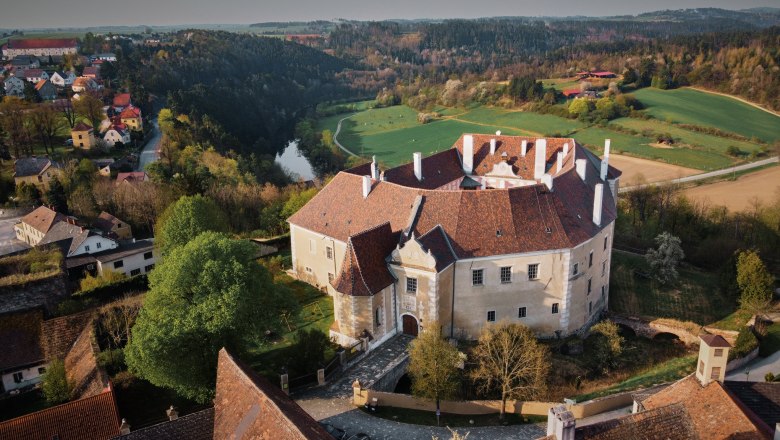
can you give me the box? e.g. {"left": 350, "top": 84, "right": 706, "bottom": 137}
{"left": 115, "top": 408, "right": 214, "bottom": 440}
{"left": 20, "top": 68, "right": 43, "bottom": 78}
{"left": 34, "top": 79, "right": 50, "bottom": 91}
{"left": 72, "top": 122, "right": 94, "bottom": 132}
{"left": 573, "top": 402, "right": 696, "bottom": 440}
{"left": 214, "top": 348, "right": 331, "bottom": 439}
{"left": 5, "top": 38, "right": 78, "bottom": 49}
{"left": 116, "top": 172, "right": 148, "bottom": 184}
{"left": 83, "top": 66, "right": 100, "bottom": 76}
{"left": 18, "top": 205, "right": 67, "bottom": 233}
{"left": 331, "top": 222, "right": 400, "bottom": 296}
{"left": 38, "top": 221, "right": 109, "bottom": 255}
{"left": 0, "top": 310, "right": 44, "bottom": 372}
{"left": 93, "top": 212, "right": 126, "bottom": 234}
{"left": 0, "top": 390, "right": 120, "bottom": 440}
{"left": 72, "top": 76, "right": 95, "bottom": 87}
{"left": 700, "top": 334, "right": 732, "bottom": 347}
{"left": 723, "top": 381, "right": 780, "bottom": 434}
{"left": 93, "top": 239, "right": 153, "bottom": 264}
{"left": 119, "top": 106, "right": 141, "bottom": 119}
{"left": 112, "top": 93, "right": 131, "bottom": 107}
{"left": 14, "top": 157, "right": 57, "bottom": 178}
{"left": 290, "top": 136, "right": 619, "bottom": 272}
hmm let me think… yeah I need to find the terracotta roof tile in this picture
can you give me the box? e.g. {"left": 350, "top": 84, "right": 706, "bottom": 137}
{"left": 18, "top": 206, "right": 67, "bottom": 234}
{"left": 214, "top": 349, "right": 331, "bottom": 439}
{"left": 0, "top": 390, "right": 120, "bottom": 440}
{"left": 575, "top": 402, "right": 697, "bottom": 439}
{"left": 41, "top": 311, "right": 93, "bottom": 361}
{"left": 64, "top": 322, "right": 110, "bottom": 400}
{"left": 332, "top": 222, "right": 399, "bottom": 296}
{"left": 724, "top": 381, "right": 780, "bottom": 433}
{"left": 7, "top": 38, "right": 78, "bottom": 50}
{"left": 120, "top": 106, "right": 141, "bottom": 119}
{"left": 115, "top": 407, "right": 214, "bottom": 440}
{"left": 112, "top": 93, "right": 131, "bottom": 107}
{"left": 700, "top": 334, "right": 732, "bottom": 348}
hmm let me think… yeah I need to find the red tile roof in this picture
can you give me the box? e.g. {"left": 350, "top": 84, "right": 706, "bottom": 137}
{"left": 72, "top": 122, "right": 93, "bottom": 132}
{"left": 332, "top": 222, "right": 399, "bottom": 296}
{"left": 0, "top": 310, "right": 44, "bottom": 372}
{"left": 120, "top": 106, "right": 141, "bottom": 119}
{"left": 19, "top": 205, "right": 67, "bottom": 234}
{"left": 563, "top": 88, "right": 581, "bottom": 97}
{"left": 214, "top": 349, "right": 332, "bottom": 439}
{"left": 6, "top": 38, "right": 78, "bottom": 50}
{"left": 0, "top": 390, "right": 120, "bottom": 440}
{"left": 112, "top": 93, "right": 131, "bottom": 107}
{"left": 116, "top": 172, "right": 148, "bottom": 183}
{"left": 700, "top": 334, "right": 731, "bottom": 348}
{"left": 576, "top": 402, "right": 696, "bottom": 439}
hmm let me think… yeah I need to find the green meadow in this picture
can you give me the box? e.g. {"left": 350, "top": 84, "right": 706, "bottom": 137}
{"left": 632, "top": 88, "right": 780, "bottom": 143}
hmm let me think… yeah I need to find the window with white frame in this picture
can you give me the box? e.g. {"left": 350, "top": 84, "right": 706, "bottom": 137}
{"left": 406, "top": 277, "right": 417, "bottom": 294}
{"left": 500, "top": 266, "right": 512, "bottom": 284}
{"left": 472, "top": 269, "right": 484, "bottom": 286}
{"left": 528, "top": 264, "right": 539, "bottom": 280}
{"left": 518, "top": 307, "right": 527, "bottom": 318}
{"left": 487, "top": 311, "right": 496, "bottom": 322}
{"left": 552, "top": 303, "right": 559, "bottom": 314}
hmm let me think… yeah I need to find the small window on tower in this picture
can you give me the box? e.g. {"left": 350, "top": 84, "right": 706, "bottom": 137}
{"left": 552, "top": 303, "right": 559, "bottom": 314}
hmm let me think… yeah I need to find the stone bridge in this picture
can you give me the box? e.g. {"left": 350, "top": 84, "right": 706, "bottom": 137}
{"left": 610, "top": 315, "right": 702, "bottom": 345}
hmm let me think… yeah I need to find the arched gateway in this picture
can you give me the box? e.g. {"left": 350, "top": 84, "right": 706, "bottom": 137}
{"left": 402, "top": 315, "right": 419, "bottom": 337}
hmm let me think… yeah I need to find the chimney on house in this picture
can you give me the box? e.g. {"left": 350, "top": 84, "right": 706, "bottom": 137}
{"left": 542, "top": 174, "right": 553, "bottom": 191}
{"left": 521, "top": 140, "right": 528, "bottom": 157}
{"left": 563, "top": 142, "right": 569, "bottom": 156}
{"left": 462, "top": 135, "right": 474, "bottom": 174}
{"left": 370, "top": 156, "right": 378, "bottom": 180}
{"left": 576, "top": 159, "right": 587, "bottom": 181}
{"left": 379, "top": 171, "right": 385, "bottom": 181}
{"left": 696, "top": 335, "right": 731, "bottom": 386}
{"left": 557, "top": 152, "right": 563, "bottom": 173}
{"left": 600, "top": 139, "right": 611, "bottom": 180}
{"left": 362, "top": 175, "right": 371, "bottom": 198}
{"left": 413, "top": 152, "right": 422, "bottom": 181}
{"left": 119, "top": 419, "right": 131, "bottom": 435}
{"left": 593, "top": 183, "right": 604, "bottom": 226}
{"left": 490, "top": 138, "right": 496, "bottom": 155}
{"left": 166, "top": 405, "right": 179, "bottom": 421}
{"left": 534, "top": 139, "right": 547, "bottom": 180}
{"left": 546, "top": 405, "right": 575, "bottom": 440}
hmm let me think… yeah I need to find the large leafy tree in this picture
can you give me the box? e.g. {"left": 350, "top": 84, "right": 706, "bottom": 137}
{"left": 645, "top": 232, "right": 685, "bottom": 284}
{"left": 125, "top": 232, "right": 297, "bottom": 403}
{"left": 470, "top": 321, "right": 550, "bottom": 419}
{"left": 407, "top": 322, "right": 462, "bottom": 422}
{"left": 73, "top": 93, "right": 104, "bottom": 131}
{"left": 737, "top": 250, "right": 774, "bottom": 316}
{"left": 155, "top": 194, "right": 229, "bottom": 256}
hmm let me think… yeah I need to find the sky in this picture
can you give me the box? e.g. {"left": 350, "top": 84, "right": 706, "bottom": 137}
{"left": 0, "top": 0, "right": 777, "bottom": 29}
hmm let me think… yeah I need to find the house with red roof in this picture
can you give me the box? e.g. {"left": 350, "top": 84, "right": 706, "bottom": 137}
{"left": 112, "top": 93, "right": 132, "bottom": 111}
{"left": 72, "top": 76, "right": 98, "bottom": 93}
{"left": 71, "top": 122, "right": 97, "bottom": 149}
{"left": 120, "top": 106, "right": 143, "bottom": 131}
{"left": 289, "top": 134, "right": 621, "bottom": 348}
{"left": 20, "top": 68, "right": 48, "bottom": 84}
{"left": 2, "top": 38, "right": 79, "bottom": 60}
{"left": 34, "top": 79, "right": 56, "bottom": 100}
{"left": 83, "top": 66, "right": 101, "bottom": 79}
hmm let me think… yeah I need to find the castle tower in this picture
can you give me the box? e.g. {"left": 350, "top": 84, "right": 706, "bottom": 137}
{"left": 696, "top": 334, "right": 732, "bottom": 386}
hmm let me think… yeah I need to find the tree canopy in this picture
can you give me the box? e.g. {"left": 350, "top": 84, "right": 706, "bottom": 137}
{"left": 645, "top": 232, "right": 685, "bottom": 284}
{"left": 407, "top": 323, "right": 462, "bottom": 409}
{"left": 155, "top": 194, "right": 229, "bottom": 256}
{"left": 125, "top": 232, "right": 297, "bottom": 403}
{"left": 737, "top": 250, "right": 775, "bottom": 316}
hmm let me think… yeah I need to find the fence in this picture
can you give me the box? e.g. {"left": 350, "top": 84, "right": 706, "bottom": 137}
{"left": 284, "top": 340, "right": 366, "bottom": 393}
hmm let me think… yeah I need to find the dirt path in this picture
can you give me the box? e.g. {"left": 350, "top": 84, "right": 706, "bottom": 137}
{"left": 681, "top": 165, "right": 780, "bottom": 212}
{"left": 684, "top": 87, "right": 780, "bottom": 118}
{"left": 607, "top": 154, "right": 699, "bottom": 185}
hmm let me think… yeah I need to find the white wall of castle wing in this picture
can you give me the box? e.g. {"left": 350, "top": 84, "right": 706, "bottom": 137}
{"left": 289, "top": 224, "right": 347, "bottom": 291}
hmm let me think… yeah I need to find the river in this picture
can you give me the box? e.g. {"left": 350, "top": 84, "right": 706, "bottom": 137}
{"left": 275, "top": 141, "right": 316, "bottom": 181}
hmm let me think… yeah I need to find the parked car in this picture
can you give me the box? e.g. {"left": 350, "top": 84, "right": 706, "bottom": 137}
{"left": 64, "top": 138, "right": 73, "bottom": 145}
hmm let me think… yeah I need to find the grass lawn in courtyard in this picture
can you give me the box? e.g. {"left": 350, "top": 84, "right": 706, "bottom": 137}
{"left": 632, "top": 88, "right": 780, "bottom": 143}
{"left": 608, "top": 251, "right": 734, "bottom": 325}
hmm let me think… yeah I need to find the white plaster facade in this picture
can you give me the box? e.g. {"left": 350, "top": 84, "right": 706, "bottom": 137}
{"left": 1, "top": 362, "right": 47, "bottom": 393}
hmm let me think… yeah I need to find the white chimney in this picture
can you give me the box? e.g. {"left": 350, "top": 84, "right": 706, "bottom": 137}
{"left": 600, "top": 160, "right": 608, "bottom": 181}
{"left": 546, "top": 405, "right": 575, "bottom": 440}
{"left": 370, "top": 156, "right": 378, "bottom": 180}
{"left": 542, "top": 173, "right": 553, "bottom": 191}
{"left": 576, "top": 159, "right": 587, "bottom": 181}
{"left": 534, "top": 139, "right": 547, "bottom": 180}
{"left": 463, "top": 135, "right": 474, "bottom": 174}
{"left": 593, "top": 183, "right": 604, "bottom": 226}
{"left": 774, "top": 423, "right": 780, "bottom": 440}
{"left": 604, "top": 139, "right": 611, "bottom": 157}
{"left": 490, "top": 138, "right": 496, "bottom": 155}
{"left": 521, "top": 140, "right": 528, "bottom": 157}
{"left": 362, "top": 175, "right": 371, "bottom": 198}
{"left": 563, "top": 142, "right": 570, "bottom": 156}
{"left": 557, "top": 152, "right": 563, "bottom": 173}
{"left": 413, "top": 152, "right": 422, "bottom": 181}
{"left": 120, "top": 419, "right": 131, "bottom": 435}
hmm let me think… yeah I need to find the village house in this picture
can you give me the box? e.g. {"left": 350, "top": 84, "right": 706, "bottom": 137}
{"left": 95, "top": 53, "right": 117, "bottom": 62}
{"left": 103, "top": 124, "right": 131, "bottom": 147}
{"left": 93, "top": 211, "right": 133, "bottom": 240}
{"left": 49, "top": 70, "right": 76, "bottom": 87}
{"left": 93, "top": 239, "right": 157, "bottom": 278}
{"left": 112, "top": 93, "right": 132, "bottom": 111}
{"left": 2, "top": 38, "right": 79, "bottom": 60}
{"left": 34, "top": 79, "right": 57, "bottom": 100}
{"left": 13, "top": 156, "right": 61, "bottom": 189}
{"left": 0, "top": 310, "right": 47, "bottom": 393}
{"left": 289, "top": 134, "right": 620, "bottom": 348}
{"left": 2, "top": 75, "right": 25, "bottom": 97}
{"left": 14, "top": 206, "right": 68, "bottom": 246}
{"left": 10, "top": 55, "right": 40, "bottom": 69}
{"left": 82, "top": 66, "right": 100, "bottom": 80}
{"left": 119, "top": 106, "right": 143, "bottom": 131}
{"left": 72, "top": 76, "right": 98, "bottom": 93}
{"left": 20, "top": 68, "right": 49, "bottom": 84}
{"left": 71, "top": 122, "right": 97, "bottom": 149}
{"left": 116, "top": 171, "right": 148, "bottom": 185}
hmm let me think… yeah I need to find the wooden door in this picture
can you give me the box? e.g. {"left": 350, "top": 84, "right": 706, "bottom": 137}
{"left": 402, "top": 315, "right": 418, "bottom": 337}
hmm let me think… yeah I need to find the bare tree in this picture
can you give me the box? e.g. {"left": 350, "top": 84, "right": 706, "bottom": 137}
{"left": 470, "top": 321, "right": 550, "bottom": 419}
{"left": 98, "top": 295, "right": 143, "bottom": 349}
{"left": 29, "top": 104, "right": 62, "bottom": 155}
{"left": 54, "top": 97, "right": 77, "bottom": 129}
{"left": 0, "top": 96, "right": 31, "bottom": 157}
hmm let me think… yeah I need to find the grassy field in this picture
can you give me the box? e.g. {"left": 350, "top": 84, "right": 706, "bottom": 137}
{"left": 455, "top": 106, "right": 583, "bottom": 136}
{"left": 632, "top": 88, "right": 780, "bottom": 143}
{"left": 608, "top": 251, "right": 734, "bottom": 325}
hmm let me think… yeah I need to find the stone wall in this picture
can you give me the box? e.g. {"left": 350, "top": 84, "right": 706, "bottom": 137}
{"left": 0, "top": 272, "right": 68, "bottom": 316}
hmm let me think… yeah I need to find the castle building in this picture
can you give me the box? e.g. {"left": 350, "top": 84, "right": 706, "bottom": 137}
{"left": 288, "top": 134, "right": 620, "bottom": 348}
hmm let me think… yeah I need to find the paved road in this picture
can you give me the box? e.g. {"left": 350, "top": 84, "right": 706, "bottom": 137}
{"left": 620, "top": 156, "right": 779, "bottom": 193}
{"left": 0, "top": 216, "right": 30, "bottom": 256}
{"left": 137, "top": 119, "right": 162, "bottom": 171}
{"left": 333, "top": 113, "right": 359, "bottom": 157}
{"left": 295, "top": 335, "right": 545, "bottom": 440}
{"left": 726, "top": 350, "right": 780, "bottom": 382}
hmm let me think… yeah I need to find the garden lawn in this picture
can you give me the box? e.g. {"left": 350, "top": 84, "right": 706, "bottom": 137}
{"left": 611, "top": 118, "right": 764, "bottom": 156}
{"left": 574, "top": 126, "right": 731, "bottom": 170}
{"left": 455, "top": 106, "right": 583, "bottom": 136}
{"left": 608, "top": 251, "right": 734, "bottom": 325}
{"left": 573, "top": 354, "right": 697, "bottom": 402}
{"left": 632, "top": 88, "right": 780, "bottom": 143}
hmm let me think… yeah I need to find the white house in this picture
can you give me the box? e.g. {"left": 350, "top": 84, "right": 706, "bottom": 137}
{"left": 38, "top": 221, "right": 119, "bottom": 257}
{"left": 72, "top": 76, "right": 98, "bottom": 93}
{"left": 49, "top": 71, "right": 76, "bottom": 87}
{"left": 95, "top": 239, "right": 157, "bottom": 278}
{"left": 103, "top": 126, "right": 131, "bottom": 147}
{"left": 2, "top": 76, "right": 25, "bottom": 97}
{"left": 96, "top": 53, "right": 117, "bottom": 62}
{"left": 20, "top": 69, "right": 49, "bottom": 84}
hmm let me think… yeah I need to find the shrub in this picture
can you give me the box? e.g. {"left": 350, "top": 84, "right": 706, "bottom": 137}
{"left": 729, "top": 327, "right": 759, "bottom": 361}
{"left": 726, "top": 146, "right": 743, "bottom": 157}
{"left": 289, "top": 329, "right": 332, "bottom": 375}
{"left": 79, "top": 271, "right": 127, "bottom": 292}
{"left": 766, "top": 372, "right": 775, "bottom": 382}
{"left": 42, "top": 359, "right": 71, "bottom": 404}
{"left": 97, "top": 349, "right": 127, "bottom": 376}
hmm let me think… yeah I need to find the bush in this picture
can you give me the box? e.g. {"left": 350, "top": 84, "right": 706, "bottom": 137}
{"left": 729, "top": 327, "right": 759, "bottom": 361}
{"left": 289, "top": 328, "right": 332, "bottom": 376}
{"left": 79, "top": 271, "right": 127, "bottom": 292}
{"left": 42, "top": 359, "right": 71, "bottom": 404}
{"left": 726, "top": 146, "right": 743, "bottom": 157}
{"left": 766, "top": 372, "right": 775, "bottom": 382}
{"left": 97, "top": 349, "right": 127, "bottom": 376}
